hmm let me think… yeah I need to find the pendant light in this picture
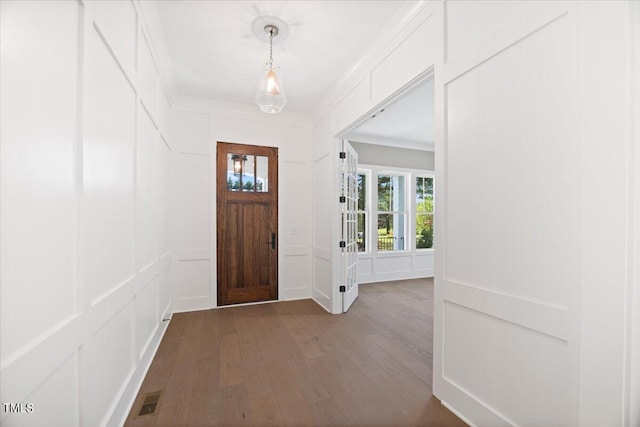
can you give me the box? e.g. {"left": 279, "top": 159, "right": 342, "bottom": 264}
{"left": 256, "top": 25, "right": 287, "bottom": 114}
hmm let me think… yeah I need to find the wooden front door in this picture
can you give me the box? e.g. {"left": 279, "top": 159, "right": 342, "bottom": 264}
{"left": 216, "top": 142, "right": 278, "bottom": 306}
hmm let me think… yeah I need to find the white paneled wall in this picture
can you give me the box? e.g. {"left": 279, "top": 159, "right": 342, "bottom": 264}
{"left": 0, "top": 1, "right": 172, "bottom": 426}
{"left": 170, "top": 102, "right": 313, "bottom": 311}
{"left": 311, "top": 0, "right": 637, "bottom": 425}
{"left": 436, "top": 2, "right": 634, "bottom": 426}
{"left": 312, "top": 112, "right": 339, "bottom": 313}
{"left": 171, "top": 109, "right": 211, "bottom": 312}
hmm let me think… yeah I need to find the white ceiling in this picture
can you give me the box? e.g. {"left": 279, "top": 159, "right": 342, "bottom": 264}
{"left": 346, "top": 78, "right": 435, "bottom": 151}
{"left": 155, "top": 1, "right": 408, "bottom": 113}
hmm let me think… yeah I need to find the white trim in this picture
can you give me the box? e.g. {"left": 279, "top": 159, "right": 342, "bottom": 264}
{"left": 626, "top": 2, "right": 640, "bottom": 426}
{"left": 348, "top": 135, "right": 435, "bottom": 152}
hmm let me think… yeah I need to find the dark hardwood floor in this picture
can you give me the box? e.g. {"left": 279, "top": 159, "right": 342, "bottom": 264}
{"left": 124, "top": 278, "right": 466, "bottom": 426}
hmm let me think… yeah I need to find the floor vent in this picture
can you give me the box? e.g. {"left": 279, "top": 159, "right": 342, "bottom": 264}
{"left": 137, "top": 391, "right": 162, "bottom": 417}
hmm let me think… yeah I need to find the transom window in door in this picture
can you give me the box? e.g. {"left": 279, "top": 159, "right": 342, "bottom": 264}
{"left": 227, "top": 153, "right": 269, "bottom": 192}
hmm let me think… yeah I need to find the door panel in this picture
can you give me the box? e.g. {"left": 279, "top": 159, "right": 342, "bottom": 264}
{"left": 217, "top": 142, "right": 278, "bottom": 306}
{"left": 342, "top": 140, "right": 358, "bottom": 312}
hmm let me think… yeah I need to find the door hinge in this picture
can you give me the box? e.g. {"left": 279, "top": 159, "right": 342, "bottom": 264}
{"left": 339, "top": 240, "right": 346, "bottom": 248}
{"left": 339, "top": 151, "right": 346, "bottom": 159}
{"left": 339, "top": 196, "right": 346, "bottom": 203}
{"left": 339, "top": 285, "right": 346, "bottom": 292}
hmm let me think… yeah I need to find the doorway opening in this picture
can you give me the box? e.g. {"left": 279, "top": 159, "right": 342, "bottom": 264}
{"left": 340, "top": 75, "right": 435, "bottom": 286}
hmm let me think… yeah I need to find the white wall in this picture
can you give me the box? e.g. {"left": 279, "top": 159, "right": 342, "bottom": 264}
{"left": 435, "top": 1, "right": 634, "bottom": 426}
{"left": 350, "top": 141, "right": 435, "bottom": 170}
{"left": 312, "top": 0, "right": 638, "bottom": 425}
{"left": 312, "top": 112, "right": 339, "bottom": 313}
{"left": 0, "top": 1, "right": 172, "bottom": 426}
{"left": 170, "top": 99, "right": 313, "bottom": 312}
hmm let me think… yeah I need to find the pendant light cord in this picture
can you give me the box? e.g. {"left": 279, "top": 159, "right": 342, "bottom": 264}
{"left": 269, "top": 28, "right": 274, "bottom": 71}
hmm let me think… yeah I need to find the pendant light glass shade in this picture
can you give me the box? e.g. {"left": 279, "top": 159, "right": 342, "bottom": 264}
{"left": 256, "top": 63, "right": 286, "bottom": 114}
{"left": 256, "top": 24, "right": 286, "bottom": 114}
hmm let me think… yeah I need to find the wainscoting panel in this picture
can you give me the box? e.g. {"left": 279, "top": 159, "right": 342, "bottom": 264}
{"left": 0, "top": 2, "right": 173, "bottom": 426}
{"left": 136, "top": 277, "right": 159, "bottom": 359}
{"left": 83, "top": 15, "right": 137, "bottom": 304}
{"left": 442, "top": 301, "right": 571, "bottom": 426}
{"left": 82, "top": 302, "right": 135, "bottom": 427}
{"left": 136, "top": 105, "right": 160, "bottom": 271}
{"left": 444, "top": 12, "right": 576, "bottom": 309}
{"left": 0, "top": 0, "right": 79, "bottom": 366}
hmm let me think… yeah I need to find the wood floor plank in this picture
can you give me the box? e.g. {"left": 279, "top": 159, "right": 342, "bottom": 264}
{"left": 124, "top": 278, "right": 466, "bottom": 427}
{"left": 220, "top": 333, "right": 245, "bottom": 387}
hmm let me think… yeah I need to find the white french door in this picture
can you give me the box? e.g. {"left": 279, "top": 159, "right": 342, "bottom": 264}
{"left": 341, "top": 140, "right": 358, "bottom": 312}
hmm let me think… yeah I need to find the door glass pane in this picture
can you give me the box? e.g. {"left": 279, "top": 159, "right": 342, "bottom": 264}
{"left": 242, "top": 155, "right": 255, "bottom": 191}
{"left": 227, "top": 153, "right": 241, "bottom": 191}
{"left": 256, "top": 155, "right": 268, "bottom": 192}
{"left": 357, "top": 213, "right": 366, "bottom": 252}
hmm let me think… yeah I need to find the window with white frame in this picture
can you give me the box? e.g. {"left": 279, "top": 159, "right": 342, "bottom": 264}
{"left": 377, "top": 174, "right": 406, "bottom": 251}
{"left": 415, "top": 176, "right": 434, "bottom": 249}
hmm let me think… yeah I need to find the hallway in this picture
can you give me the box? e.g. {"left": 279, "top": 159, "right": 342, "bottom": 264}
{"left": 125, "top": 279, "right": 465, "bottom": 426}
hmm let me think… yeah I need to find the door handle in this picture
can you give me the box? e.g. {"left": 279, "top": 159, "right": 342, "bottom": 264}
{"left": 266, "top": 233, "right": 275, "bottom": 249}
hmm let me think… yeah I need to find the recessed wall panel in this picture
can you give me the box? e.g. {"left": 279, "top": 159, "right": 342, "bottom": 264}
{"left": 376, "top": 256, "right": 412, "bottom": 274}
{"left": 138, "top": 32, "right": 159, "bottom": 120}
{"left": 358, "top": 257, "right": 373, "bottom": 276}
{"left": 333, "top": 77, "right": 370, "bottom": 135}
{"left": 158, "top": 140, "right": 170, "bottom": 255}
{"left": 82, "top": 302, "right": 134, "bottom": 427}
{"left": 312, "top": 257, "right": 332, "bottom": 299}
{"left": 158, "top": 264, "right": 170, "bottom": 315}
{"left": 158, "top": 93, "right": 171, "bottom": 139}
{"left": 281, "top": 255, "right": 311, "bottom": 296}
{"left": 280, "top": 162, "right": 311, "bottom": 246}
{"left": 313, "top": 156, "right": 332, "bottom": 251}
{"left": 90, "top": 0, "right": 137, "bottom": 77}
{"left": 444, "top": 15, "right": 577, "bottom": 308}
{"left": 312, "top": 114, "right": 332, "bottom": 161}
{"left": 0, "top": 0, "right": 79, "bottom": 362}
{"left": 371, "top": 15, "right": 437, "bottom": 106}
{"left": 446, "top": 0, "right": 568, "bottom": 73}
{"left": 4, "top": 353, "right": 80, "bottom": 427}
{"left": 443, "top": 301, "right": 570, "bottom": 426}
{"left": 214, "top": 116, "right": 281, "bottom": 149}
{"left": 83, "top": 26, "right": 136, "bottom": 302}
{"left": 174, "top": 260, "right": 210, "bottom": 299}
{"left": 136, "top": 277, "right": 158, "bottom": 357}
{"left": 282, "top": 125, "right": 312, "bottom": 162}
{"left": 136, "top": 108, "right": 159, "bottom": 270}
{"left": 171, "top": 110, "right": 209, "bottom": 154}
{"left": 413, "top": 253, "right": 433, "bottom": 271}
{"left": 174, "top": 154, "right": 210, "bottom": 251}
